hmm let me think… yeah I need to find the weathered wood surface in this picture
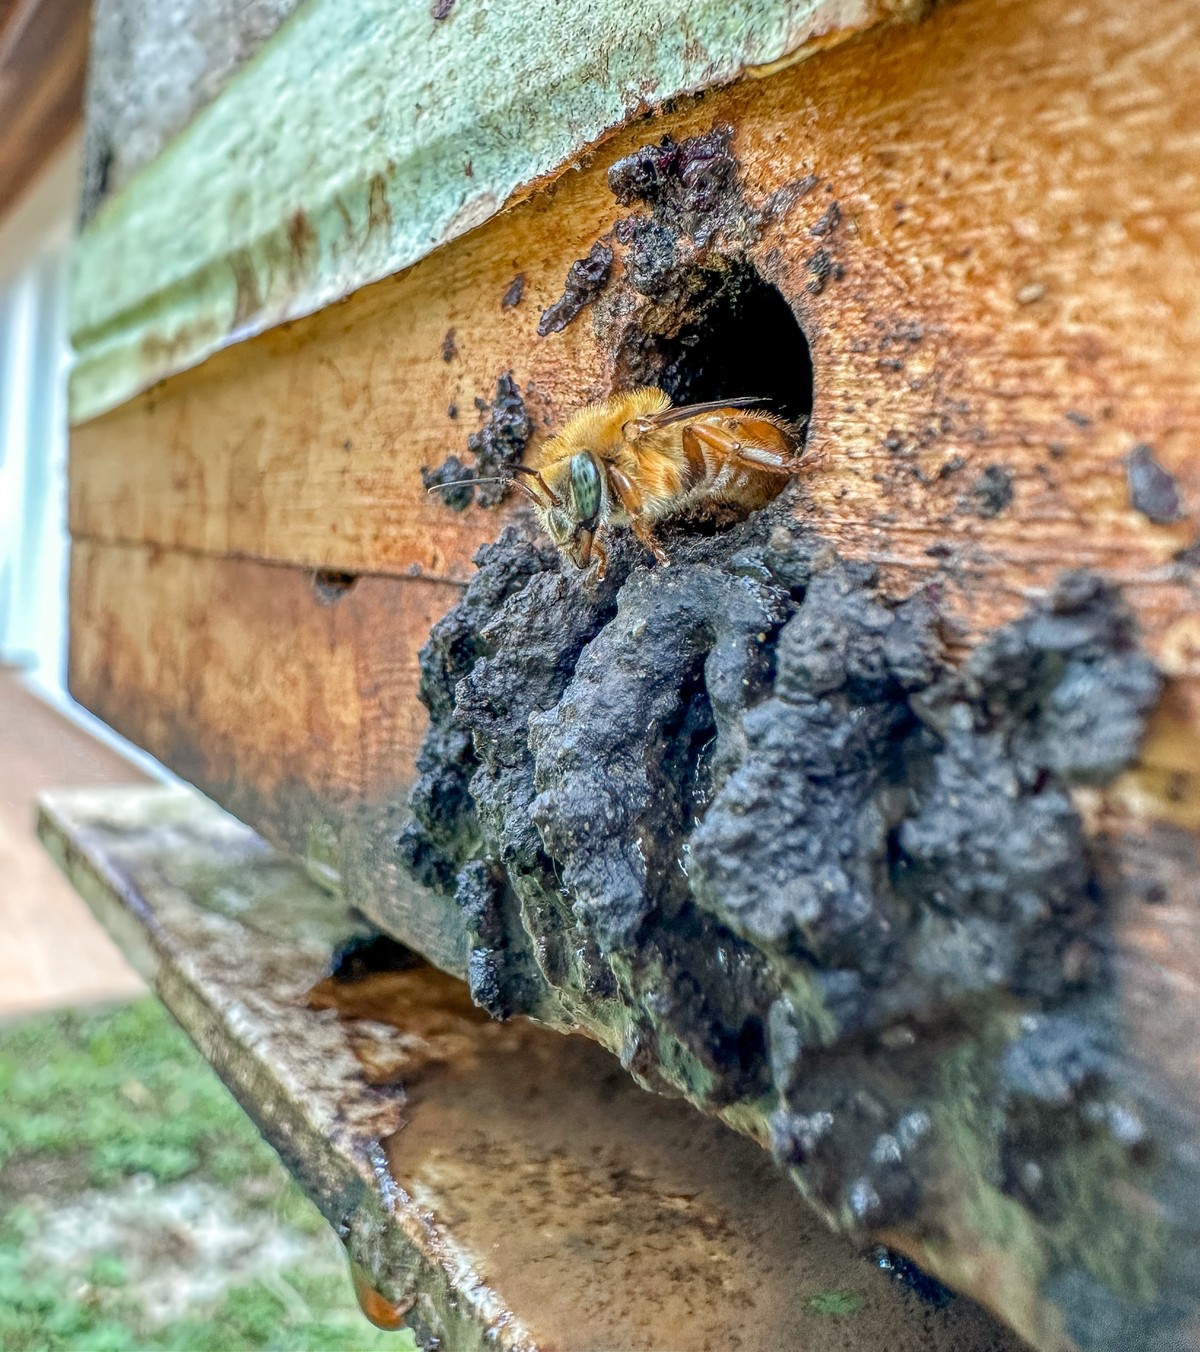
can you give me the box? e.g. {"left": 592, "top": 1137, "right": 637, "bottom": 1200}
{"left": 79, "top": 0, "right": 304, "bottom": 221}
{"left": 0, "top": 0, "right": 88, "bottom": 222}
{"left": 71, "top": 0, "right": 1199, "bottom": 595}
{"left": 37, "top": 784, "right": 1024, "bottom": 1352}
{"left": 68, "top": 0, "right": 914, "bottom": 423}
{"left": 68, "top": 539, "right": 467, "bottom": 966}
{"left": 63, "top": 0, "right": 1200, "bottom": 1344}
{"left": 68, "top": 0, "right": 1200, "bottom": 1045}
{"left": 68, "top": 0, "right": 1200, "bottom": 797}
{"left": 68, "top": 540, "right": 450, "bottom": 805}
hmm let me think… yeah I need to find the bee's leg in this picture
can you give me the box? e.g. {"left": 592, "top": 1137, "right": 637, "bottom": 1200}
{"left": 607, "top": 463, "right": 669, "bottom": 565}
{"left": 679, "top": 428, "right": 710, "bottom": 489}
{"left": 511, "top": 463, "right": 561, "bottom": 507}
{"left": 591, "top": 532, "right": 609, "bottom": 582}
{"left": 510, "top": 478, "right": 547, "bottom": 507}
{"left": 688, "top": 423, "right": 803, "bottom": 475}
{"left": 631, "top": 515, "right": 671, "bottom": 567}
{"left": 575, "top": 528, "right": 594, "bottom": 570}
{"left": 606, "top": 464, "right": 645, "bottom": 514}
{"left": 733, "top": 443, "right": 805, "bottom": 474}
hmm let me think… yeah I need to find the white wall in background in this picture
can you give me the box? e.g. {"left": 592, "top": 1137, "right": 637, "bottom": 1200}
{"left": 0, "top": 140, "right": 78, "bottom": 697}
{"left": 0, "top": 141, "right": 168, "bottom": 778}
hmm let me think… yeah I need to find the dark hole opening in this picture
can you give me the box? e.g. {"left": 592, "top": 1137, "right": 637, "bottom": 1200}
{"left": 613, "top": 260, "right": 814, "bottom": 428}
{"left": 312, "top": 569, "right": 359, "bottom": 604}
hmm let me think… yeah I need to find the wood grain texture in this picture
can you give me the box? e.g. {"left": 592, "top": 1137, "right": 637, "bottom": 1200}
{"left": 70, "top": 0, "right": 1199, "bottom": 608}
{"left": 79, "top": 0, "right": 305, "bottom": 221}
{"left": 66, "top": 539, "right": 472, "bottom": 966}
{"left": 0, "top": 0, "right": 88, "bottom": 222}
{"left": 61, "top": 7, "right": 1200, "bottom": 1332}
{"left": 67, "top": 539, "right": 456, "bottom": 856}
{"left": 66, "top": 0, "right": 1200, "bottom": 1198}
{"left": 69, "top": 0, "right": 1200, "bottom": 804}
{"left": 67, "top": 0, "right": 913, "bottom": 424}
{"left": 39, "top": 783, "right": 1025, "bottom": 1352}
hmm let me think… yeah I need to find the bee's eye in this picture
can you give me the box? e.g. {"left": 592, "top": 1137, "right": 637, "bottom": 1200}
{"left": 569, "top": 451, "right": 602, "bottom": 528}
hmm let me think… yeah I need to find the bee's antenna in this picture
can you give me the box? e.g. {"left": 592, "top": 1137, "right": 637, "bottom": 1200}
{"left": 425, "top": 471, "right": 556, "bottom": 509}
{"left": 424, "top": 476, "right": 515, "bottom": 494}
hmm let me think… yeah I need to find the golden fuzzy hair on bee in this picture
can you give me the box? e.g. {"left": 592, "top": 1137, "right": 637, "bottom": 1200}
{"left": 426, "top": 386, "right": 804, "bottom": 580}
{"left": 520, "top": 387, "right": 805, "bottom": 580}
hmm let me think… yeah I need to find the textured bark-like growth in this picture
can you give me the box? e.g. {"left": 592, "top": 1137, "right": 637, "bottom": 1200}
{"left": 397, "top": 491, "right": 1173, "bottom": 1345}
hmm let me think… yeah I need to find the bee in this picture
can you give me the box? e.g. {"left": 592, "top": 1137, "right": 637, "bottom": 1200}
{"left": 507, "top": 388, "right": 805, "bottom": 579}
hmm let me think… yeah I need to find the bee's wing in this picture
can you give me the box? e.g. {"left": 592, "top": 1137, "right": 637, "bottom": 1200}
{"left": 633, "top": 396, "right": 766, "bottom": 433}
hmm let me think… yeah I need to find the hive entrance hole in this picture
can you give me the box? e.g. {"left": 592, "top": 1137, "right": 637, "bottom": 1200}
{"left": 613, "top": 260, "right": 813, "bottom": 427}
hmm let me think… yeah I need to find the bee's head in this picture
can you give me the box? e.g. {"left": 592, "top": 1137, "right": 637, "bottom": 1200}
{"left": 539, "top": 450, "right": 603, "bottom": 569}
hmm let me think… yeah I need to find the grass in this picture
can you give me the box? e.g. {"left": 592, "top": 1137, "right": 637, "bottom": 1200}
{"left": 0, "top": 999, "right": 415, "bottom": 1351}
{"left": 807, "top": 1291, "right": 864, "bottom": 1316}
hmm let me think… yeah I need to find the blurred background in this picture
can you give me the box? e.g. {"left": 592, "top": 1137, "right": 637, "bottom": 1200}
{"left": 0, "top": 5, "right": 403, "bottom": 1346}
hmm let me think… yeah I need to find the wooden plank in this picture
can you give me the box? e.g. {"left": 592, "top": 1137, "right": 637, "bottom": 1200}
{"left": 68, "top": 537, "right": 1200, "bottom": 944}
{"left": 68, "top": 540, "right": 450, "bottom": 807}
{"left": 66, "top": 0, "right": 1200, "bottom": 868}
{"left": 67, "top": 0, "right": 908, "bottom": 423}
{"left": 69, "top": 0, "right": 1199, "bottom": 629}
{"left": 79, "top": 0, "right": 305, "bottom": 221}
{"left": 65, "top": 519, "right": 1200, "bottom": 1352}
{"left": 37, "top": 783, "right": 1027, "bottom": 1352}
{"left": 61, "top": 3, "right": 1200, "bottom": 1342}
{"left": 0, "top": 0, "right": 88, "bottom": 223}
{"left": 67, "top": 539, "right": 468, "bottom": 968}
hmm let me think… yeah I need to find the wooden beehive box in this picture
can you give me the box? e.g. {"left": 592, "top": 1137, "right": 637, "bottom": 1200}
{"left": 58, "top": 0, "right": 1200, "bottom": 1348}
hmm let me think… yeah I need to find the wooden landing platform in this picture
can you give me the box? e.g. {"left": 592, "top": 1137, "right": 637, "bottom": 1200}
{"left": 38, "top": 784, "right": 1023, "bottom": 1352}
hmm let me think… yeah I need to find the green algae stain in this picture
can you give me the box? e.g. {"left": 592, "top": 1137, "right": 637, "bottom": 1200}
{"left": 930, "top": 1009, "right": 1166, "bottom": 1317}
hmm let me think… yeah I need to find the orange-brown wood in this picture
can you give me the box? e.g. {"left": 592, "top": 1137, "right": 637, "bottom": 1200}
{"left": 68, "top": 0, "right": 1200, "bottom": 886}
{"left": 68, "top": 539, "right": 459, "bottom": 860}
{"left": 68, "top": 0, "right": 1200, "bottom": 818}
{"left": 57, "top": 5, "right": 1200, "bottom": 1341}
{"left": 70, "top": 0, "right": 1198, "bottom": 612}
{"left": 66, "top": 0, "right": 1200, "bottom": 1141}
{"left": 0, "top": 0, "right": 88, "bottom": 221}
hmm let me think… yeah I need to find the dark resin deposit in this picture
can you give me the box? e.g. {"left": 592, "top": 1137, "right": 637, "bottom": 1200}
{"left": 400, "top": 128, "right": 1191, "bottom": 1350}
{"left": 398, "top": 498, "right": 1178, "bottom": 1346}
{"left": 422, "top": 373, "right": 533, "bottom": 510}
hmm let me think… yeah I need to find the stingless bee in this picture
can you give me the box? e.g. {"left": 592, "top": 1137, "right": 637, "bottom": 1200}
{"left": 508, "top": 388, "right": 805, "bottom": 578}
{"left": 428, "top": 386, "right": 805, "bottom": 577}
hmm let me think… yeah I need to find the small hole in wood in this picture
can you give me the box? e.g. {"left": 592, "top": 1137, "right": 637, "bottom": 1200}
{"left": 613, "top": 260, "right": 813, "bottom": 428}
{"left": 312, "top": 570, "right": 359, "bottom": 604}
